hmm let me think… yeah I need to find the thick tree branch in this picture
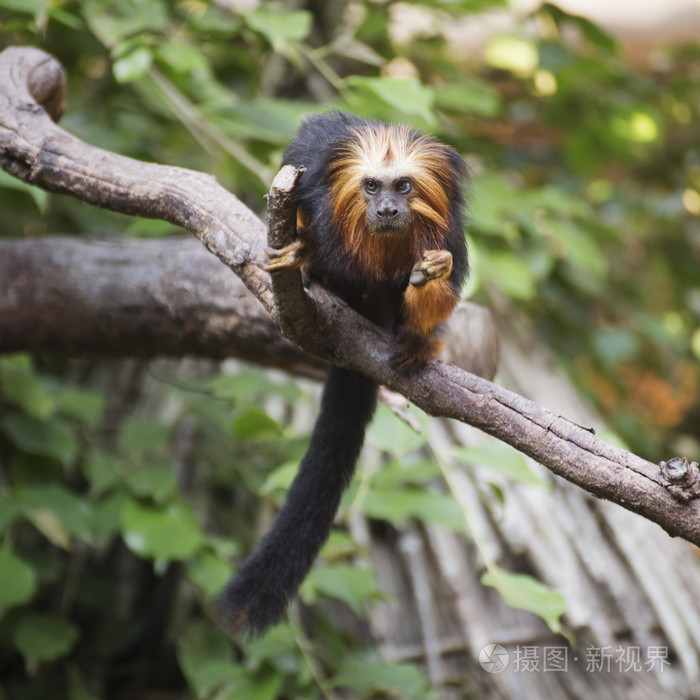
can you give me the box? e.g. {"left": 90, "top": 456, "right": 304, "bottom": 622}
{"left": 1, "top": 46, "right": 699, "bottom": 547}
{"left": 0, "top": 235, "right": 496, "bottom": 379}
{"left": 0, "top": 236, "right": 323, "bottom": 374}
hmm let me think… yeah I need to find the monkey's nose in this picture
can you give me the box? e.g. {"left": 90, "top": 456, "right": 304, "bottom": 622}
{"left": 377, "top": 206, "right": 399, "bottom": 219}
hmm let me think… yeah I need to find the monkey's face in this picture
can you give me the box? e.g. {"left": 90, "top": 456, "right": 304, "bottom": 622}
{"left": 329, "top": 124, "right": 456, "bottom": 247}
{"left": 363, "top": 176, "right": 413, "bottom": 234}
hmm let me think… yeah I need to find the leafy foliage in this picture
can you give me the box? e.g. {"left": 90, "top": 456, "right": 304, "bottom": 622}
{"left": 1, "top": 0, "right": 699, "bottom": 697}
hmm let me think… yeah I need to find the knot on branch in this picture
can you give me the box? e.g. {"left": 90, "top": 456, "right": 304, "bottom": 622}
{"left": 659, "top": 457, "right": 700, "bottom": 502}
{"left": 1, "top": 47, "right": 66, "bottom": 121}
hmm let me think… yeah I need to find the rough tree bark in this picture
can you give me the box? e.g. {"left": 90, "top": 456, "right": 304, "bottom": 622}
{"left": 1, "top": 46, "right": 699, "bottom": 547}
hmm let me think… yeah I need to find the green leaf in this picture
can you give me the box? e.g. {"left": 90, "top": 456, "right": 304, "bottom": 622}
{"left": 232, "top": 407, "right": 281, "bottom": 440}
{"left": 155, "top": 43, "right": 210, "bottom": 76}
{"left": 56, "top": 386, "right": 105, "bottom": 426}
{"left": 13, "top": 613, "right": 79, "bottom": 664}
{"left": 362, "top": 488, "right": 464, "bottom": 531}
{"left": 592, "top": 328, "right": 640, "bottom": 368}
{"left": 484, "top": 36, "right": 539, "bottom": 77}
{"left": 244, "top": 623, "right": 298, "bottom": 661}
{"left": 186, "top": 550, "right": 233, "bottom": 598}
{"left": 371, "top": 458, "right": 441, "bottom": 489}
{"left": 0, "top": 495, "right": 22, "bottom": 530}
{"left": 0, "top": 548, "right": 37, "bottom": 616}
{"left": 84, "top": 452, "right": 121, "bottom": 494}
{"left": 0, "top": 0, "right": 45, "bottom": 14}
{"left": 1, "top": 414, "right": 78, "bottom": 464}
{"left": 119, "top": 419, "right": 171, "bottom": 454}
{"left": 124, "top": 461, "right": 177, "bottom": 502}
{"left": 453, "top": 443, "right": 550, "bottom": 489}
{"left": 176, "top": 621, "right": 237, "bottom": 694}
{"left": 477, "top": 250, "right": 537, "bottom": 300}
{"left": 245, "top": 9, "right": 312, "bottom": 52}
{"left": 334, "top": 659, "right": 428, "bottom": 697}
{"left": 83, "top": 0, "right": 169, "bottom": 45}
{"left": 90, "top": 490, "right": 128, "bottom": 542}
{"left": 121, "top": 501, "right": 203, "bottom": 561}
{"left": 113, "top": 46, "right": 153, "bottom": 83}
{"left": 302, "top": 564, "right": 376, "bottom": 614}
{"left": 481, "top": 566, "right": 566, "bottom": 633}
{"left": 260, "top": 460, "right": 299, "bottom": 496}
{"left": 15, "top": 484, "right": 92, "bottom": 547}
{"left": 0, "top": 169, "right": 49, "bottom": 212}
{"left": 366, "top": 405, "right": 426, "bottom": 457}
{"left": 0, "top": 355, "right": 55, "bottom": 418}
{"left": 204, "top": 371, "right": 300, "bottom": 403}
{"left": 544, "top": 218, "right": 609, "bottom": 279}
{"left": 347, "top": 76, "right": 436, "bottom": 123}
{"left": 435, "top": 80, "right": 501, "bottom": 117}
{"left": 67, "top": 666, "right": 99, "bottom": 700}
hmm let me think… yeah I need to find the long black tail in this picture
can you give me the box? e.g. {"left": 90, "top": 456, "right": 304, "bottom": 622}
{"left": 216, "top": 367, "right": 378, "bottom": 638}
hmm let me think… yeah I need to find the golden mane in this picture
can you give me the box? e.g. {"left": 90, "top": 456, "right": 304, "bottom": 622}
{"left": 326, "top": 123, "right": 457, "bottom": 282}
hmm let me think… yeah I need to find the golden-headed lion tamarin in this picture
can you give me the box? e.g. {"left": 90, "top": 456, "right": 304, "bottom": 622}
{"left": 217, "top": 111, "right": 469, "bottom": 637}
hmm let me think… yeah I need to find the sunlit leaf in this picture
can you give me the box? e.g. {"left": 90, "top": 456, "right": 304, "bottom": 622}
{"left": 113, "top": 46, "right": 152, "bottom": 83}
{"left": 484, "top": 36, "right": 538, "bottom": 77}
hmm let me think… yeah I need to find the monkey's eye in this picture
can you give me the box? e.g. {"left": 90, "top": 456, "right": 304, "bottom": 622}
{"left": 395, "top": 179, "right": 412, "bottom": 194}
{"left": 364, "top": 179, "right": 379, "bottom": 194}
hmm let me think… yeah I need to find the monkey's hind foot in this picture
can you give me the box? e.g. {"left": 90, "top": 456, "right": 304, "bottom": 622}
{"left": 409, "top": 249, "right": 453, "bottom": 288}
{"left": 392, "top": 328, "right": 442, "bottom": 375}
{"left": 263, "top": 239, "right": 308, "bottom": 272}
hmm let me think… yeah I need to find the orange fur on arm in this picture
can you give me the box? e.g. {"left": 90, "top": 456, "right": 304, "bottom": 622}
{"left": 393, "top": 277, "right": 461, "bottom": 370}
{"left": 402, "top": 276, "right": 460, "bottom": 336}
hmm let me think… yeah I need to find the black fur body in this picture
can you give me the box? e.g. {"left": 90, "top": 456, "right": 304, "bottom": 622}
{"left": 217, "top": 112, "right": 468, "bottom": 637}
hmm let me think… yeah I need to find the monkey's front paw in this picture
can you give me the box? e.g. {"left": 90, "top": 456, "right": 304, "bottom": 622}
{"left": 409, "top": 250, "right": 453, "bottom": 288}
{"left": 263, "top": 239, "right": 307, "bottom": 272}
{"left": 392, "top": 329, "right": 442, "bottom": 375}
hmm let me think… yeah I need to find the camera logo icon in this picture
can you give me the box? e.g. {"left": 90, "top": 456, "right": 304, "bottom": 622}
{"left": 479, "top": 644, "right": 510, "bottom": 673}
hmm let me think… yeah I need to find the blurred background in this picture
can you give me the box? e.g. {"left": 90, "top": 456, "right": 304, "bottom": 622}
{"left": 1, "top": 1, "right": 700, "bottom": 698}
